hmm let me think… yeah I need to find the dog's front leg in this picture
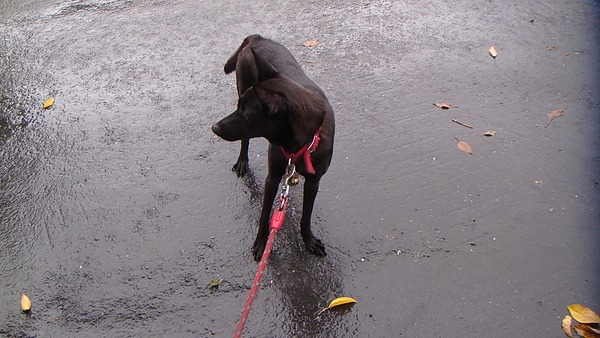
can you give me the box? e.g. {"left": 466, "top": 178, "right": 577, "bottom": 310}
{"left": 232, "top": 139, "right": 250, "bottom": 177}
{"left": 300, "top": 175, "right": 327, "bottom": 256}
{"left": 252, "top": 171, "right": 281, "bottom": 261}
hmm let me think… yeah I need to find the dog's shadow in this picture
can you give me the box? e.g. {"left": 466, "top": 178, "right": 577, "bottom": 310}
{"left": 240, "top": 168, "right": 263, "bottom": 217}
{"left": 264, "top": 181, "right": 347, "bottom": 335}
{"left": 238, "top": 173, "right": 350, "bottom": 335}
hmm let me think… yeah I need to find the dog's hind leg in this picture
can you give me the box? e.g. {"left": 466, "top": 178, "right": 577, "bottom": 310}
{"left": 300, "top": 175, "right": 327, "bottom": 256}
{"left": 232, "top": 139, "right": 250, "bottom": 177}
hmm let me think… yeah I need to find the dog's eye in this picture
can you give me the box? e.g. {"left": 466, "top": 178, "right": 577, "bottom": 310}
{"left": 240, "top": 108, "right": 251, "bottom": 120}
{"left": 240, "top": 101, "right": 262, "bottom": 121}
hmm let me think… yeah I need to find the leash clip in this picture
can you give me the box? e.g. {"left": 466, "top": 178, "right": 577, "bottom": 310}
{"left": 282, "top": 161, "right": 296, "bottom": 192}
{"left": 275, "top": 161, "right": 295, "bottom": 211}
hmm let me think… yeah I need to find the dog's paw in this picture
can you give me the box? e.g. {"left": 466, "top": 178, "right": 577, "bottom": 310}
{"left": 304, "top": 237, "right": 327, "bottom": 257}
{"left": 252, "top": 237, "right": 268, "bottom": 261}
{"left": 251, "top": 243, "right": 266, "bottom": 261}
{"left": 232, "top": 161, "right": 248, "bottom": 177}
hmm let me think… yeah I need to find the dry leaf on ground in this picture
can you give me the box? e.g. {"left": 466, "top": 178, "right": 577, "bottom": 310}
{"left": 43, "top": 97, "right": 54, "bottom": 109}
{"left": 303, "top": 40, "right": 319, "bottom": 47}
{"left": 316, "top": 297, "right": 357, "bottom": 316}
{"left": 568, "top": 304, "right": 600, "bottom": 324}
{"left": 457, "top": 141, "right": 472, "bottom": 154}
{"left": 454, "top": 137, "right": 472, "bottom": 155}
{"left": 545, "top": 110, "right": 564, "bottom": 128}
{"left": 574, "top": 324, "right": 600, "bottom": 338}
{"left": 562, "top": 315, "right": 574, "bottom": 337}
{"left": 433, "top": 102, "right": 455, "bottom": 109}
{"left": 489, "top": 45, "right": 498, "bottom": 58}
{"left": 20, "top": 294, "right": 31, "bottom": 312}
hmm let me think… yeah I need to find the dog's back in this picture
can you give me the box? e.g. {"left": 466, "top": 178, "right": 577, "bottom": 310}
{"left": 224, "top": 34, "right": 321, "bottom": 94}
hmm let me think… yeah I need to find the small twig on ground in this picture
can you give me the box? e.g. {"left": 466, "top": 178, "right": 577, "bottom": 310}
{"left": 451, "top": 119, "right": 474, "bottom": 129}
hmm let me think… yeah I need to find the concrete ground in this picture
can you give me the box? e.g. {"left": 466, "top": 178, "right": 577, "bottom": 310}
{"left": 1, "top": 0, "right": 598, "bottom": 336}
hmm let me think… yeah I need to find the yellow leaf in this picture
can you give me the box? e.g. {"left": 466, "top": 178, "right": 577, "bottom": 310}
{"left": 562, "top": 315, "right": 574, "bottom": 338}
{"left": 489, "top": 45, "right": 498, "bottom": 58}
{"left": 303, "top": 40, "right": 319, "bottom": 47}
{"left": 43, "top": 97, "right": 54, "bottom": 109}
{"left": 567, "top": 304, "right": 600, "bottom": 324}
{"left": 316, "top": 297, "right": 357, "bottom": 315}
{"left": 20, "top": 293, "right": 31, "bottom": 312}
{"left": 574, "top": 324, "right": 600, "bottom": 338}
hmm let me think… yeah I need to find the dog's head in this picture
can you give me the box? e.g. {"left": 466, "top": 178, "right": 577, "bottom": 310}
{"left": 212, "top": 48, "right": 324, "bottom": 146}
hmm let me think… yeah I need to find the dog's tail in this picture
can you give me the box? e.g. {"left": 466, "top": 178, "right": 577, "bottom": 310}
{"left": 224, "top": 34, "right": 264, "bottom": 74}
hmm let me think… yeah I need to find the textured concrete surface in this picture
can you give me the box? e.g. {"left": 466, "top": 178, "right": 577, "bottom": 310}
{"left": 1, "top": 0, "right": 598, "bottom": 336}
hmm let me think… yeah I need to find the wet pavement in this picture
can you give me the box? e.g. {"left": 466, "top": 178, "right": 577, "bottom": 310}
{"left": 1, "top": 0, "right": 599, "bottom": 336}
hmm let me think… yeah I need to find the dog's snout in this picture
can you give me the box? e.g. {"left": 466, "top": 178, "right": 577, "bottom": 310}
{"left": 211, "top": 123, "right": 222, "bottom": 136}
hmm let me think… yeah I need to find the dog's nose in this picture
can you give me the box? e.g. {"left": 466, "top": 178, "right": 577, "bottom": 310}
{"left": 211, "top": 123, "right": 221, "bottom": 136}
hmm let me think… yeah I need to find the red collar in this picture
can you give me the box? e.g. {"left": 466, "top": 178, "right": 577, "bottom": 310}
{"left": 281, "top": 127, "right": 322, "bottom": 174}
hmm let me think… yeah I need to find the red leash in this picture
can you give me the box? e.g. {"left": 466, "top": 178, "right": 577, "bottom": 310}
{"left": 233, "top": 163, "right": 296, "bottom": 338}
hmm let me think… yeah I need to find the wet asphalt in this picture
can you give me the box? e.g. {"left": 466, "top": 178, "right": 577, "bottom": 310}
{"left": 1, "top": 0, "right": 599, "bottom": 337}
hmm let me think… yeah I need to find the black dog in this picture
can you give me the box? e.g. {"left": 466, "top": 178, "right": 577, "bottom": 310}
{"left": 212, "top": 35, "right": 335, "bottom": 261}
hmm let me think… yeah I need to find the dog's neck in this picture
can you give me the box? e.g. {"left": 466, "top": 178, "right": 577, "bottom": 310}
{"left": 280, "top": 127, "right": 322, "bottom": 174}
{"left": 279, "top": 123, "right": 321, "bottom": 154}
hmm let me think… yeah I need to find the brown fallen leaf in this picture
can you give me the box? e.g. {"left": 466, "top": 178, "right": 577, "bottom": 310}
{"left": 303, "top": 40, "right": 319, "bottom": 47}
{"left": 562, "top": 315, "right": 574, "bottom": 338}
{"left": 574, "top": 324, "right": 600, "bottom": 338}
{"left": 434, "top": 102, "right": 455, "bottom": 109}
{"left": 545, "top": 110, "right": 564, "bottom": 128}
{"left": 489, "top": 45, "right": 498, "bottom": 58}
{"left": 568, "top": 304, "right": 600, "bottom": 324}
{"left": 454, "top": 137, "right": 472, "bottom": 155}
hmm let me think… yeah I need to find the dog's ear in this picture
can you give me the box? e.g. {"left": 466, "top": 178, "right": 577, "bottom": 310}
{"left": 254, "top": 84, "right": 286, "bottom": 117}
{"left": 251, "top": 48, "right": 279, "bottom": 81}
